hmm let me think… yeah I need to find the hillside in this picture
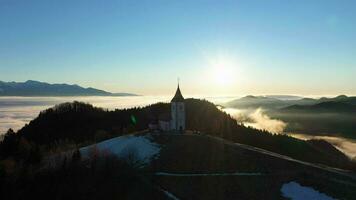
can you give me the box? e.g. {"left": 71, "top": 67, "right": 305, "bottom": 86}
{"left": 281, "top": 101, "right": 356, "bottom": 113}
{"left": 149, "top": 134, "right": 356, "bottom": 200}
{"left": 1, "top": 99, "right": 355, "bottom": 171}
{"left": 69, "top": 132, "right": 356, "bottom": 199}
{"left": 269, "top": 101, "right": 356, "bottom": 139}
{"left": 318, "top": 95, "right": 356, "bottom": 106}
{"left": 1, "top": 100, "right": 356, "bottom": 199}
{"left": 0, "top": 80, "right": 137, "bottom": 96}
{"left": 2, "top": 132, "right": 356, "bottom": 199}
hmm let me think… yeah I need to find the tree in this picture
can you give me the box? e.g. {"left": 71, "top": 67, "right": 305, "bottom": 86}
{"left": 72, "top": 148, "right": 81, "bottom": 162}
{"left": 0, "top": 129, "right": 19, "bottom": 158}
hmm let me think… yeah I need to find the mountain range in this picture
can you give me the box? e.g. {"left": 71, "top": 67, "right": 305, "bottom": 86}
{"left": 0, "top": 80, "right": 138, "bottom": 96}
{"left": 224, "top": 95, "right": 356, "bottom": 139}
{"left": 225, "top": 94, "right": 356, "bottom": 110}
{"left": 280, "top": 101, "right": 356, "bottom": 113}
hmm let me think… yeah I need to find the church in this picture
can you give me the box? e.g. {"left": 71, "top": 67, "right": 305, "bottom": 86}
{"left": 148, "top": 84, "right": 186, "bottom": 133}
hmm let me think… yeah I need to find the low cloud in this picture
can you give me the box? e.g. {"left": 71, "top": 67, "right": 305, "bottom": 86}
{"left": 290, "top": 133, "right": 356, "bottom": 159}
{"left": 247, "top": 108, "right": 287, "bottom": 133}
{"left": 223, "top": 107, "right": 356, "bottom": 159}
{"left": 223, "top": 108, "right": 287, "bottom": 133}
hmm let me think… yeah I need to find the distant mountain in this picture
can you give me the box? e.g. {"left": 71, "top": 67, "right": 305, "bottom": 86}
{"left": 265, "top": 95, "right": 303, "bottom": 100}
{"left": 224, "top": 95, "right": 356, "bottom": 110}
{"left": 281, "top": 101, "right": 356, "bottom": 113}
{"left": 224, "top": 95, "right": 284, "bottom": 109}
{"left": 317, "top": 95, "right": 356, "bottom": 106}
{"left": 269, "top": 99, "right": 356, "bottom": 139}
{"left": 225, "top": 95, "right": 356, "bottom": 139}
{"left": 224, "top": 95, "right": 307, "bottom": 109}
{"left": 0, "top": 80, "right": 138, "bottom": 96}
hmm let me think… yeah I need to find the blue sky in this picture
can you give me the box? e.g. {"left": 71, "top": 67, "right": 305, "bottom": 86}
{"left": 1, "top": 0, "right": 356, "bottom": 95}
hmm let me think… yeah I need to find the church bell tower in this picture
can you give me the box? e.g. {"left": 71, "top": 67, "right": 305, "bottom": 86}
{"left": 171, "top": 83, "right": 185, "bottom": 133}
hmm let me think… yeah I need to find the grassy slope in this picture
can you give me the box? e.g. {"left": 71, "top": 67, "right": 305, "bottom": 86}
{"left": 149, "top": 134, "right": 356, "bottom": 200}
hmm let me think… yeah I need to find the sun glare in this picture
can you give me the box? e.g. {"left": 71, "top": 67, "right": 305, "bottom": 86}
{"left": 214, "top": 65, "right": 234, "bottom": 85}
{"left": 207, "top": 53, "right": 239, "bottom": 86}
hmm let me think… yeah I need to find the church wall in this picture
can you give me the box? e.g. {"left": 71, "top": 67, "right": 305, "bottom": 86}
{"left": 171, "top": 102, "right": 185, "bottom": 132}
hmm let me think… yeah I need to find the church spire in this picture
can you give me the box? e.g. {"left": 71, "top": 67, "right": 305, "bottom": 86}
{"left": 171, "top": 80, "right": 184, "bottom": 102}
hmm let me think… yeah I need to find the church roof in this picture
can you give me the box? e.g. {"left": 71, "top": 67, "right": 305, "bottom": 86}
{"left": 171, "top": 85, "right": 184, "bottom": 102}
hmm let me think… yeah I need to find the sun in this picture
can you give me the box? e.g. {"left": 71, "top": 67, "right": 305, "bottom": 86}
{"left": 214, "top": 65, "right": 234, "bottom": 85}
{"left": 208, "top": 53, "right": 238, "bottom": 86}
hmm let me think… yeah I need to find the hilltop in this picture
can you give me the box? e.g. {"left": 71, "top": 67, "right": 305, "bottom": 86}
{"left": 0, "top": 80, "right": 138, "bottom": 96}
{"left": 1, "top": 99, "right": 356, "bottom": 199}
{"left": 2, "top": 99, "right": 354, "bottom": 170}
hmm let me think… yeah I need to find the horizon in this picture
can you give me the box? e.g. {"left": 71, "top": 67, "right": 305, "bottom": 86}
{"left": 1, "top": 0, "right": 356, "bottom": 96}
{"left": 1, "top": 79, "right": 355, "bottom": 97}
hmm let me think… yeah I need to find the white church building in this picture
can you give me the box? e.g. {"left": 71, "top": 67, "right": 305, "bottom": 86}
{"left": 170, "top": 84, "right": 186, "bottom": 132}
{"left": 149, "top": 84, "right": 186, "bottom": 133}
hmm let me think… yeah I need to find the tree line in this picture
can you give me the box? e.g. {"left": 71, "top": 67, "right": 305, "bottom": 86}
{"left": 0, "top": 99, "right": 355, "bottom": 180}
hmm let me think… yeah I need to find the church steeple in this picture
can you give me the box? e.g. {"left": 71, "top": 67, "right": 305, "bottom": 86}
{"left": 171, "top": 83, "right": 184, "bottom": 102}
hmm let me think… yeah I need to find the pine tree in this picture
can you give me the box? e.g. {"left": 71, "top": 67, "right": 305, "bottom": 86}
{"left": 72, "top": 148, "right": 81, "bottom": 162}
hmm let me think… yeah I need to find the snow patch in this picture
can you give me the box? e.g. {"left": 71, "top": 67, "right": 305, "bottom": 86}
{"left": 80, "top": 134, "right": 160, "bottom": 165}
{"left": 281, "top": 181, "right": 336, "bottom": 200}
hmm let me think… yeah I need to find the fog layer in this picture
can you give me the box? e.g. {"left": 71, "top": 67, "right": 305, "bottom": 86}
{"left": 223, "top": 108, "right": 287, "bottom": 133}
{"left": 223, "top": 107, "right": 356, "bottom": 158}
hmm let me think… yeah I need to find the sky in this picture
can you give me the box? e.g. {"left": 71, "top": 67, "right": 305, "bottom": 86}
{"left": 1, "top": 0, "right": 356, "bottom": 96}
